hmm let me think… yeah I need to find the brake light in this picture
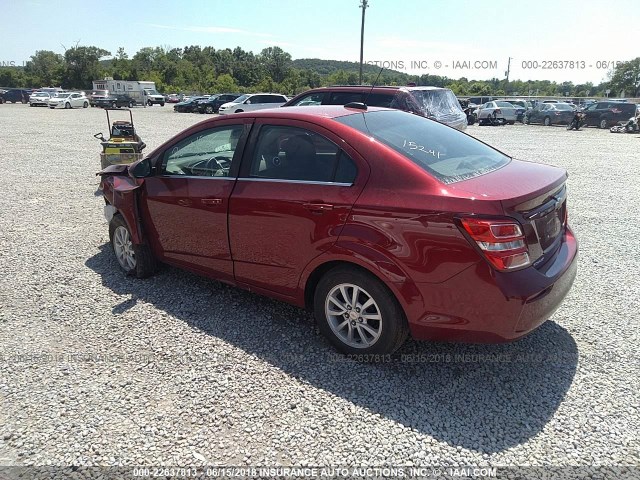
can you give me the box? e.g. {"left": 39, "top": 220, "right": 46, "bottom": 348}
{"left": 459, "top": 217, "right": 530, "bottom": 271}
{"left": 495, "top": 108, "right": 502, "bottom": 114}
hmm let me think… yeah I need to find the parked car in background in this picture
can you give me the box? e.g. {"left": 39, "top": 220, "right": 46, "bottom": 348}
{"left": 476, "top": 101, "right": 518, "bottom": 125}
{"left": 173, "top": 96, "right": 208, "bottom": 113}
{"left": 0, "top": 88, "right": 30, "bottom": 103}
{"left": 94, "top": 94, "right": 136, "bottom": 109}
{"left": 466, "top": 96, "right": 495, "bottom": 106}
{"left": 524, "top": 103, "right": 575, "bottom": 126}
{"left": 197, "top": 93, "right": 242, "bottom": 114}
{"left": 285, "top": 86, "right": 468, "bottom": 130}
{"left": 88, "top": 90, "right": 109, "bottom": 106}
{"left": 219, "top": 93, "right": 288, "bottom": 114}
{"left": 28, "top": 91, "right": 51, "bottom": 106}
{"left": 581, "top": 101, "right": 637, "bottom": 129}
{"left": 48, "top": 92, "right": 89, "bottom": 109}
{"left": 166, "top": 94, "right": 180, "bottom": 103}
{"left": 98, "top": 105, "right": 577, "bottom": 355}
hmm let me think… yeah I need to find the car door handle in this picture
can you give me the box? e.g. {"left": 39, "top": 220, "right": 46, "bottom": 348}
{"left": 202, "top": 198, "right": 223, "bottom": 206}
{"left": 303, "top": 202, "right": 334, "bottom": 212}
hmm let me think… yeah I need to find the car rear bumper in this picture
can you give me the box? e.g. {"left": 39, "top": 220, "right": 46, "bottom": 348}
{"left": 407, "top": 227, "right": 578, "bottom": 343}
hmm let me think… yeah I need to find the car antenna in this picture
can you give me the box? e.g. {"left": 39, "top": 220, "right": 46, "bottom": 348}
{"left": 363, "top": 67, "right": 384, "bottom": 106}
{"left": 344, "top": 67, "right": 384, "bottom": 111}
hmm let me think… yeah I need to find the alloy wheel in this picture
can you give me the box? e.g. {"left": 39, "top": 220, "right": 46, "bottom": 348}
{"left": 113, "top": 226, "right": 136, "bottom": 271}
{"left": 325, "top": 283, "right": 383, "bottom": 348}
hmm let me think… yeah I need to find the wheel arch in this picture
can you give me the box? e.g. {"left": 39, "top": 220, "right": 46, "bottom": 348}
{"left": 300, "top": 252, "right": 423, "bottom": 327}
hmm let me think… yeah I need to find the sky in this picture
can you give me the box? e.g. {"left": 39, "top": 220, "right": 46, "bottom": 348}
{"left": 2, "top": 0, "right": 638, "bottom": 85}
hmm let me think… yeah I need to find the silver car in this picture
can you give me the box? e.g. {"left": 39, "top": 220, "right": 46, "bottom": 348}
{"left": 476, "top": 101, "right": 517, "bottom": 125}
{"left": 29, "top": 91, "right": 51, "bottom": 107}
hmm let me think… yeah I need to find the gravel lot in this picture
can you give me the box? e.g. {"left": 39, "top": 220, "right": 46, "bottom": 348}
{"left": 0, "top": 104, "right": 638, "bottom": 473}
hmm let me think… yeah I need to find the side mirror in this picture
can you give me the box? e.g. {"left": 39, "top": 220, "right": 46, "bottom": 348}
{"left": 130, "top": 158, "right": 151, "bottom": 178}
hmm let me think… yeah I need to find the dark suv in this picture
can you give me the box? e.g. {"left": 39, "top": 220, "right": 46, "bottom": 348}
{"left": 581, "top": 101, "right": 637, "bottom": 128}
{"left": 0, "top": 88, "right": 30, "bottom": 104}
{"left": 197, "top": 93, "right": 242, "bottom": 114}
{"left": 284, "top": 85, "right": 467, "bottom": 130}
{"left": 94, "top": 94, "right": 136, "bottom": 109}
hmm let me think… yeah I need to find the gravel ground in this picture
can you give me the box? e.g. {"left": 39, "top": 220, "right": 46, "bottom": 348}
{"left": 0, "top": 104, "right": 638, "bottom": 473}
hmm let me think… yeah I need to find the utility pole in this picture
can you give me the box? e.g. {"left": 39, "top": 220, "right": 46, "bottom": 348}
{"left": 505, "top": 56, "right": 512, "bottom": 91}
{"left": 359, "top": 0, "right": 369, "bottom": 85}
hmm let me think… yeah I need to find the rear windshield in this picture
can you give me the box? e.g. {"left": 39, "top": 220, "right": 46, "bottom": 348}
{"left": 554, "top": 104, "right": 573, "bottom": 110}
{"left": 335, "top": 110, "right": 510, "bottom": 184}
{"left": 496, "top": 101, "right": 515, "bottom": 107}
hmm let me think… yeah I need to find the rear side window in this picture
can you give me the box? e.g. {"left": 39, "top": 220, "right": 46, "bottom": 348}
{"left": 336, "top": 110, "right": 510, "bottom": 184}
{"left": 328, "top": 92, "right": 364, "bottom": 105}
{"left": 365, "top": 93, "right": 394, "bottom": 108}
{"left": 249, "top": 125, "right": 357, "bottom": 183}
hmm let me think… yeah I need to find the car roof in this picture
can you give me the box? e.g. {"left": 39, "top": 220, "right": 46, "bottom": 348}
{"left": 233, "top": 105, "right": 390, "bottom": 119}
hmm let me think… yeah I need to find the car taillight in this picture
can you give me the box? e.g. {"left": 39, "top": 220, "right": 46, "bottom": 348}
{"left": 458, "top": 217, "right": 530, "bottom": 271}
{"left": 495, "top": 108, "right": 502, "bottom": 114}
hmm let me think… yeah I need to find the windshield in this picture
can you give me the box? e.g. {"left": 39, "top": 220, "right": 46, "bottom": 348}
{"left": 496, "top": 101, "right": 515, "bottom": 107}
{"left": 33, "top": 92, "right": 49, "bottom": 97}
{"left": 145, "top": 89, "right": 159, "bottom": 95}
{"left": 335, "top": 110, "right": 510, "bottom": 184}
{"left": 55, "top": 93, "right": 70, "bottom": 98}
{"left": 554, "top": 104, "right": 573, "bottom": 110}
{"left": 231, "top": 94, "right": 249, "bottom": 104}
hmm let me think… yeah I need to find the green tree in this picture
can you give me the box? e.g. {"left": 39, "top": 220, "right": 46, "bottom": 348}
{"left": 0, "top": 67, "right": 28, "bottom": 88}
{"left": 64, "top": 45, "right": 110, "bottom": 88}
{"left": 24, "top": 50, "right": 65, "bottom": 87}
{"left": 214, "top": 74, "right": 240, "bottom": 93}
{"left": 609, "top": 58, "right": 640, "bottom": 97}
{"left": 259, "top": 46, "right": 292, "bottom": 83}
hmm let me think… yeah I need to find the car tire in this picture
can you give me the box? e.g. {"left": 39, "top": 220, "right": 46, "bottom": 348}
{"left": 29, "top": 103, "right": 34, "bottom": 107}
{"left": 128, "top": 101, "right": 133, "bottom": 108}
{"left": 83, "top": 102, "right": 89, "bottom": 108}
{"left": 147, "top": 100, "right": 152, "bottom": 107}
{"left": 160, "top": 103, "right": 164, "bottom": 107}
{"left": 205, "top": 105, "right": 214, "bottom": 114}
{"left": 109, "top": 215, "right": 156, "bottom": 279}
{"left": 543, "top": 116, "right": 551, "bottom": 126}
{"left": 508, "top": 121, "right": 515, "bottom": 125}
{"left": 65, "top": 102, "right": 71, "bottom": 109}
{"left": 599, "top": 118, "right": 608, "bottom": 129}
{"left": 314, "top": 266, "right": 409, "bottom": 355}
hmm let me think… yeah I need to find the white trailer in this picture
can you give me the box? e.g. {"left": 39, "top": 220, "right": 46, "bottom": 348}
{"left": 92, "top": 79, "right": 165, "bottom": 106}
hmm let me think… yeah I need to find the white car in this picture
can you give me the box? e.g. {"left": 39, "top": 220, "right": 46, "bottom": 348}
{"left": 476, "top": 101, "right": 518, "bottom": 125}
{"left": 29, "top": 91, "right": 51, "bottom": 107}
{"left": 218, "top": 93, "right": 288, "bottom": 115}
{"left": 48, "top": 92, "right": 89, "bottom": 109}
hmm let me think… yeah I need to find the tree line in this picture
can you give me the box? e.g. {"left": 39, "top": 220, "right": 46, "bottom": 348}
{"left": 1, "top": 44, "right": 638, "bottom": 98}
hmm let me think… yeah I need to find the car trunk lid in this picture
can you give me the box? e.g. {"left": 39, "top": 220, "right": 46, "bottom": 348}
{"left": 449, "top": 159, "right": 568, "bottom": 265}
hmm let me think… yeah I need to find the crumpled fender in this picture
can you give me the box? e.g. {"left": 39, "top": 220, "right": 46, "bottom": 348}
{"left": 98, "top": 168, "right": 145, "bottom": 244}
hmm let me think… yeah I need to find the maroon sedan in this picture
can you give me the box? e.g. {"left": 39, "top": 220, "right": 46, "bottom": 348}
{"left": 99, "top": 106, "right": 577, "bottom": 355}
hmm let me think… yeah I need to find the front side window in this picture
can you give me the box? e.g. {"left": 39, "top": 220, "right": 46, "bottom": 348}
{"left": 162, "top": 125, "right": 244, "bottom": 177}
{"left": 249, "top": 125, "right": 356, "bottom": 183}
{"left": 336, "top": 110, "right": 510, "bottom": 184}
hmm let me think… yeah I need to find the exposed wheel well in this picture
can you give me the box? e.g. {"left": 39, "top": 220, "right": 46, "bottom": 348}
{"left": 304, "top": 260, "right": 391, "bottom": 310}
